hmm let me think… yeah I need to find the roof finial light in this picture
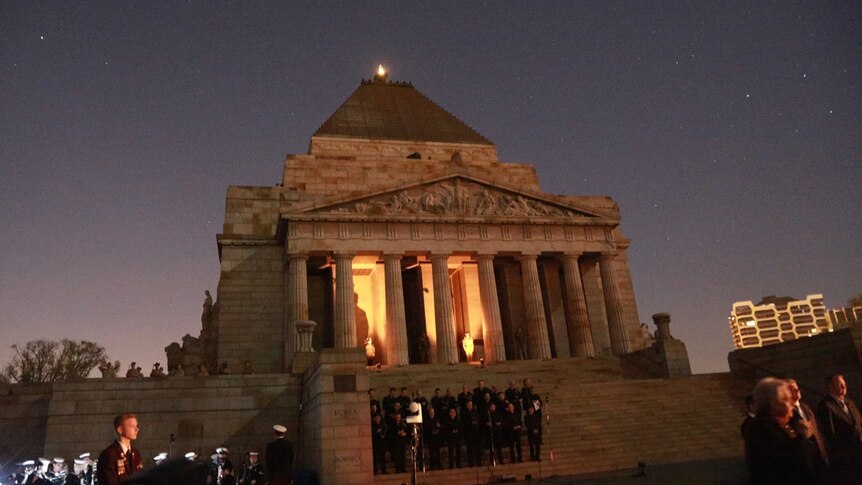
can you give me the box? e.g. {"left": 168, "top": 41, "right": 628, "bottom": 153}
{"left": 374, "top": 64, "right": 388, "bottom": 82}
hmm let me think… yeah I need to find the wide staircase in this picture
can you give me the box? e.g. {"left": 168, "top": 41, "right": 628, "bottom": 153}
{"left": 369, "top": 357, "right": 751, "bottom": 484}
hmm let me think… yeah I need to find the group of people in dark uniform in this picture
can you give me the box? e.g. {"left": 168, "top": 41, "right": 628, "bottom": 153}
{"left": 370, "top": 377, "right": 545, "bottom": 475}
{"left": 7, "top": 416, "right": 292, "bottom": 485}
{"left": 742, "top": 373, "right": 862, "bottom": 484}
{"left": 7, "top": 457, "right": 94, "bottom": 485}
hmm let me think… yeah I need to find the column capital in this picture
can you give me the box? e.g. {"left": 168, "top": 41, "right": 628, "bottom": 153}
{"left": 428, "top": 253, "right": 450, "bottom": 260}
{"left": 333, "top": 251, "right": 355, "bottom": 259}
{"left": 598, "top": 250, "right": 618, "bottom": 260}
{"left": 285, "top": 252, "right": 309, "bottom": 261}
{"left": 560, "top": 252, "right": 584, "bottom": 262}
{"left": 515, "top": 252, "right": 540, "bottom": 262}
{"left": 475, "top": 253, "right": 497, "bottom": 262}
{"left": 382, "top": 252, "right": 404, "bottom": 260}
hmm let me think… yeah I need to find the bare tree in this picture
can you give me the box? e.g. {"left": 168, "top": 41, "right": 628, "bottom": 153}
{"left": 1, "top": 339, "right": 108, "bottom": 384}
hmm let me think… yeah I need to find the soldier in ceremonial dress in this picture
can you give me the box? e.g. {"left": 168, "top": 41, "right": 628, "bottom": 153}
{"left": 238, "top": 452, "right": 264, "bottom": 485}
{"left": 265, "top": 424, "right": 294, "bottom": 485}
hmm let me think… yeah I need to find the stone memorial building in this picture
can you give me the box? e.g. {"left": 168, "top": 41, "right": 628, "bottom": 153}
{"left": 10, "top": 71, "right": 756, "bottom": 485}
{"left": 212, "top": 68, "right": 648, "bottom": 376}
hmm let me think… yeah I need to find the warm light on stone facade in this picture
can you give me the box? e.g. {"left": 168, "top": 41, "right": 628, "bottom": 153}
{"left": 212, "top": 73, "right": 648, "bottom": 375}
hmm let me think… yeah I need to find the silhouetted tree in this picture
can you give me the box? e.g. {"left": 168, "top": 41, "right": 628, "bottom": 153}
{"left": 0, "top": 339, "right": 107, "bottom": 384}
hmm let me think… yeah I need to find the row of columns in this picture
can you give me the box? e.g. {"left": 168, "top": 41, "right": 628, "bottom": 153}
{"left": 284, "top": 251, "right": 630, "bottom": 366}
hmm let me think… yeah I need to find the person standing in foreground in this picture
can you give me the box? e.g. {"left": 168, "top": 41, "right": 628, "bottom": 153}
{"left": 786, "top": 379, "right": 827, "bottom": 475}
{"left": 817, "top": 373, "right": 862, "bottom": 482}
{"left": 265, "top": 424, "right": 294, "bottom": 485}
{"left": 746, "top": 377, "right": 815, "bottom": 484}
{"left": 96, "top": 414, "right": 143, "bottom": 485}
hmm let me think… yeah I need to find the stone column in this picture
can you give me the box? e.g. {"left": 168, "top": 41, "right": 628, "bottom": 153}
{"left": 383, "top": 254, "right": 409, "bottom": 366}
{"left": 430, "top": 254, "right": 458, "bottom": 364}
{"left": 560, "top": 253, "right": 595, "bottom": 357}
{"left": 476, "top": 254, "right": 506, "bottom": 363}
{"left": 286, "top": 253, "right": 309, "bottom": 352}
{"left": 334, "top": 252, "right": 357, "bottom": 349}
{"left": 599, "top": 252, "right": 630, "bottom": 354}
{"left": 517, "top": 253, "right": 552, "bottom": 360}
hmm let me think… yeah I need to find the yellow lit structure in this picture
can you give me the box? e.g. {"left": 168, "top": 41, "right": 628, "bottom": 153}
{"left": 729, "top": 294, "right": 832, "bottom": 349}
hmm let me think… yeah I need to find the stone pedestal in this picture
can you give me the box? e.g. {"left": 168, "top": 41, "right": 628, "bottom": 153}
{"left": 619, "top": 313, "right": 691, "bottom": 378}
{"left": 296, "top": 320, "right": 317, "bottom": 352}
{"left": 291, "top": 319, "right": 318, "bottom": 374}
{"left": 299, "top": 349, "right": 372, "bottom": 484}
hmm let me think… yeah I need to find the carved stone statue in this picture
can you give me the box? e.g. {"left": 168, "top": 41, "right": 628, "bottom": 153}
{"left": 326, "top": 178, "right": 582, "bottom": 219}
{"left": 202, "top": 290, "right": 213, "bottom": 327}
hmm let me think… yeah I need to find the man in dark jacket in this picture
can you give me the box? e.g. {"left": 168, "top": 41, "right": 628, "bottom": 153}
{"left": 524, "top": 405, "right": 542, "bottom": 461}
{"left": 817, "top": 373, "right": 862, "bottom": 481}
{"left": 387, "top": 413, "right": 410, "bottom": 473}
{"left": 371, "top": 413, "right": 388, "bottom": 474}
{"left": 424, "top": 407, "right": 443, "bottom": 470}
{"left": 461, "top": 400, "right": 483, "bottom": 467}
{"left": 265, "top": 424, "right": 294, "bottom": 485}
{"left": 503, "top": 402, "right": 523, "bottom": 463}
{"left": 443, "top": 408, "right": 462, "bottom": 468}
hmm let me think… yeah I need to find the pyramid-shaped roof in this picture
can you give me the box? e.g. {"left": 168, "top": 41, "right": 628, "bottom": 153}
{"left": 313, "top": 79, "right": 494, "bottom": 146}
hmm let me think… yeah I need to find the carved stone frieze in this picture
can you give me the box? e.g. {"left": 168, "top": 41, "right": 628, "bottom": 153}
{"left": 322, "top": 178, "right": 589, "bottom": 218}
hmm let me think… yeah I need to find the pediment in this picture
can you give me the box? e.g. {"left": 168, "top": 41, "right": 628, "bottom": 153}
{"left": 286, "top": 175, "right": 612, "bottom": 221}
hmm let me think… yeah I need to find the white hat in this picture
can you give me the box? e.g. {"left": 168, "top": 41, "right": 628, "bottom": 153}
{"left": 22, "top": 460, "right": 35, "bottom": 466}
{"left": 53, "top": 457, "right": 65, "bottom": 463}
{"left": 79, "top": 453, "right": 91, "bottom": 460}
{"left": 184, "top": 452, "right": 197, "bottom": 460}
{"left": 74, "top": 459, "right": 86, "bottom": 465}
{"left": 38, "top": 458, "right": 51, "bottom": 465}
{"left": 248, "top": 452, "right": 258, "bottom": 456}
{"left": 154, "top": 452, "right": 168, "bottom": 462}
{"left": 215, "top": 447, "right": 229, "bottom": 454}
{"left": 273, "top": 424, "right": 287, "bottom": 433}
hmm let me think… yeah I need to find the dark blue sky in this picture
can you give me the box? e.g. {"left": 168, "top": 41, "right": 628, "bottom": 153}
{"left": 1, "top": 2, "right": 860, "bottom": 374}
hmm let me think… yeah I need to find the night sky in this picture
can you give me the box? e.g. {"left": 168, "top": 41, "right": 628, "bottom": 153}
{"left": 1, "top": 2, "right": 860, "bottom": 375}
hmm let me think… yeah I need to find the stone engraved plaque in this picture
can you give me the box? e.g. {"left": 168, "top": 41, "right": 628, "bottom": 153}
{"left": 332, "top": 406, "right": 361, "bottom": 426}
{"left": 334, "top": 450, "right": 362, "bottom": 473}
{"left": 333, "top": 374, "right": 356, "bottom": 392}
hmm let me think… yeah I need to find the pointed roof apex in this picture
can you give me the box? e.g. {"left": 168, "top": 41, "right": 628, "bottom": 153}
{"left": 313, "top": 71, "right": 494, "bottom": 146}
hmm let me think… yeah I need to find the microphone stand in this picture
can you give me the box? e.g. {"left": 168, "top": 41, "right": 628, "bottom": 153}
{"left": 410, "top": 424, "right": 420, "bottom": 485}
{"left": 487, "top": 408, "right": 497, "bottom": 467}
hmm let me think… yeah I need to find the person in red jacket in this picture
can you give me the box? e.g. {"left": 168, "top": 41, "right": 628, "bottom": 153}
{"left": 96, "top": 414, "right": 143, "bottom": 485}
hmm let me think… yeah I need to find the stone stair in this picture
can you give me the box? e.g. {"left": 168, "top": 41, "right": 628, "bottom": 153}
{"left": 368, "top": 358, "right": 751, "bottom": 484}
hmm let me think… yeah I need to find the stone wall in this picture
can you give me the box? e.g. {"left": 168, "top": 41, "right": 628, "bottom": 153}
{"left": 299, "top": 349, "right": 372, "bottom": 484}
{"left": 47, "top": 375, "right": 300, "bottom": 461}
{"left": 0, "top": 383, "right": 51, "bottom": 466}
{"left": 728, "top": 326, "right": 862, "bottom": 404}
{"left": 283, "top": 153, "right": 541, "bottom": 201}
{"left": 0, "top": 375, "right": 302, "bottom": 478}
